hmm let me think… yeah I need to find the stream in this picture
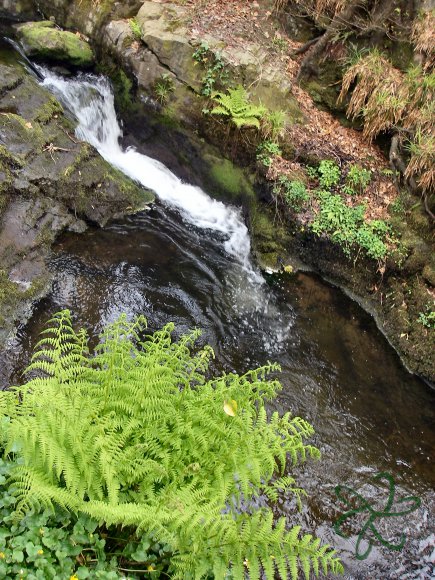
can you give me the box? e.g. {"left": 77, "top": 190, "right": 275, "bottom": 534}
{"left": 2, "top": 66, "right": 434, "bottom": 578}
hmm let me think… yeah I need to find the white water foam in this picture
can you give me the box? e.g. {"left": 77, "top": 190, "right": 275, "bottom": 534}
{"left": 40, "top": 71, "right": 257, "bottom": 275}
{"left": 39, "top": 70, "right": 293, "bottom": 353}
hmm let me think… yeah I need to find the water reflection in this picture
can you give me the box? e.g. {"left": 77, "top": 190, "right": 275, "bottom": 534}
{"left": 1, "top": 204, "right": 434, "bottom": 577}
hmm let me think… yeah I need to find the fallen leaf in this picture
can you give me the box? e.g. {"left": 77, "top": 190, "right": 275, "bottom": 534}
{"left": 224, "top": 400, "right": 237, "bottom": 417}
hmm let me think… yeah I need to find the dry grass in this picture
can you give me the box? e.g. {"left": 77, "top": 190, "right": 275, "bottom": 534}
{"left": 340, "top": 48, "right": 434, "bottom": 193}
{"left": 412, "top": 9, "right": 435, "bottom": 69}
{"left": 406, "top": 133, "right": 435, "bottom": 193}
{"left": 274, "top": 0, "right": 344, "bottom": 18}
{"left": 339, "top": 49, "right": 404, "bottom": 141}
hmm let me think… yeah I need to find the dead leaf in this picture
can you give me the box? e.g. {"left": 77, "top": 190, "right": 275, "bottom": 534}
{"left": 224, "top": 400, "right": 237, "bottom": 417}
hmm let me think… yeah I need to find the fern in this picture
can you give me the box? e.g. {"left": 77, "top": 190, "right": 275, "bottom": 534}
{"left": 210, "top": 85, "right": 267, "bottom": 129}
{"left": 0, "top": 311, "right": 343, "bottom": 579}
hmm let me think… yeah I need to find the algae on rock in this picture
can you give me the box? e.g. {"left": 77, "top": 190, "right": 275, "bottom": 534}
{"left": 16, "top": 20, "right": 94, "bottom": 67}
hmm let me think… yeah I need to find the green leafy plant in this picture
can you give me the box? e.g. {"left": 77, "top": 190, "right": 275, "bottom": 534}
{"left": 343, "top": 164, "right": 372, "bottom": 196}
{"left": 318, "top": 160, "right": 341, "bottom": 189}
{"left": 271, "top": 35, "right": 288, "bottom": 53}
{"left": 0, "top": 458, "right": 120, "bottom": 578}
{"left": 312, "top": 191, "right": 390, "bottom": 260}
{"left": 262, "top": 109, "right": 286, "bottom": 141}
{"left": 417, "top": 308, "right": 435, "bottom": 329}
{"left": 129, "top": 18, "right": 142, "bottom": 41}
{"left": 306, "top": 165, "right": 318, "bottom": 180}
{"left": 153, "top": 73, "right": 175, "bottom": 104}
{"left": 192, "top": 41, "right": 229, "bottom": 97}
{"left": 273, "top": 175, "right": 309, "bottom": 211}
{"left": 0, "top": 312, "right": 343, "bottom": 580}
{"left": 257, "top": 140, "right": 282, "bottom": 167}
{"left": 211, "top": 85, "right": 267, "bottom": 130}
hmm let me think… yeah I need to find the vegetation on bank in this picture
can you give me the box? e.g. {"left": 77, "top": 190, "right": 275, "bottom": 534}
{"left": 0, "top": 311, "right": 343, "bottom": 579}
{"left": 190, "top": 47, "right": 393, "bottom": 263}
{"left": 274, "top": 0, "right": 434, "bottom": 219}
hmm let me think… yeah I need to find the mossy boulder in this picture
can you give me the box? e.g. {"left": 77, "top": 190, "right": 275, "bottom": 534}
{"left": 16, "top": 21, "right": 94, "bottom": 67}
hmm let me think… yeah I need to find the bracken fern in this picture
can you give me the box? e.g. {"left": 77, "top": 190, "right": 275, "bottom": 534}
{"left": 0, "top": 311, "right": 343, "bottom": 579}
{"left": 211, "top": 85, "right": 267, "bottom": 129}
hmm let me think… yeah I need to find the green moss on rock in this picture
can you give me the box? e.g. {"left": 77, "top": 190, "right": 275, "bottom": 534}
{"left": 34, "top": 96, "right": 64, "bottom": 124}
{"left": 209, "top": 158, "right": 253, "bottom": 198}
{"left": 16, "top": 21, "right": 94, "bottom": 67}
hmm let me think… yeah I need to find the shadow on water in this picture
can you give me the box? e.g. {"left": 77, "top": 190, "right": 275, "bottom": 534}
{"left": 4, "top": 202, "right": 433, "bottom": 576}
{"left": 0, "top": 43, "right": 433, "bottom": 577}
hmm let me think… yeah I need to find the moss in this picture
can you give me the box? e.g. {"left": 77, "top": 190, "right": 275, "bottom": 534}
{"left": 1, "top": 113, "right": 45, "bottom": 151}
{"left": 0, "top": 144, "right": 23, "bottom": 168}
{"left": 62, "top": 143, "right": 92, "bottom": 179}
{"left": 204, "top": 155, "right": 255, "bottom": 205}
{"left": 250, "top": 207, "right": 291, "bottom": 270}
{"left": 105, "top": 166, "right": 154, "bottom": 207}
{"left": 302, "top": 60, "right": 348, "bottom": 121}
{"left": 17, "top": 21, "right": 94, "bottom": 67}
{"left": 34, "top": 96, "right": 64, "bottom": 124}
{"left": 0, "top": 270, "right": 46, "bottom": 327}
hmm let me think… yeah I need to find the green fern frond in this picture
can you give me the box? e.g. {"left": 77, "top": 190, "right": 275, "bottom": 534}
{"left": 0, "top": 312, "right": 342, "bottom": 579}
{"left": 210, "top": 85, "right": 267, "bottom": 130}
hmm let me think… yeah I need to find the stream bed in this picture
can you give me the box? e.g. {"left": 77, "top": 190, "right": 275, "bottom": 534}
{"left": 1, "top": 62, "right": 434, "bottom": 578}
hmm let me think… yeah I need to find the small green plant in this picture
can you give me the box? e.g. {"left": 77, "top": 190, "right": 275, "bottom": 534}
{"left": 0, "top": 312, "right": 343, "bottom": 580}
{"left": 153, "top": 73, "right": 175, "bottom": 104}
{"left": 272, "top": 35, "right": 288, "bottom": 53}
{"left": 257, "top": 140, "right": 282, "bottom": 167}
{"left": 129, "top": 17, "right": 142, "bottom": 40}
{"left": 306, "top": 165, "right": 318, "bottom": 180}
{"left": 312, "top": 191, "right": 390, "bottom": 260}
{"left": 417, "top": 309, "right": 435, "bottom": 329}
{"left": 0, "top": 458, "right": 118, "bottom": 578}
{"left": 262, "top": 109, "right": 286, "bottom": 141}
{"left": 211, "top": 85, "right": 267, "bottom": 129}
{"left": 390, "top": 195, "right": 405, "bottom": 215}
{"left": 192, "top": 41, "right": 229, "bottom": 96}
{"left": 273, "top": 175, "right": 309, "bottom": 211}
{"left": 318, "top": 160, "right": 341, "bottom": 189}
{"left": 343, "top": 164, "right": 372, "bottom": 196}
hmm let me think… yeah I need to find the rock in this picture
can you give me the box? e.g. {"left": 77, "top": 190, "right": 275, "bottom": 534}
{"left": 0, "top": 55, "right": 154, "bottom": 351}
{"left": 16, "top": 20, "right": 95, "bottom": 67}
{"left": 136, "top": 2, "right": 201, "bottom": 89}
{"left": 101, "top": 1, "right": 301, "bottom": 121}
{"left": 0, "top": 61, "right": 154, "bottom": 226}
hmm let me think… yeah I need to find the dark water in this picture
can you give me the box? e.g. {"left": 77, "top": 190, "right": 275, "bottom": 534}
{"left": 0, "top": 38, "right": 433, "bottom": 577}
{"left": 4, "top": 203, "right": 434, "bottom": 577}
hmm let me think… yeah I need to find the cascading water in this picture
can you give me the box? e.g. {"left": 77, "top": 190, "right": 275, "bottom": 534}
{"left": 39, "top": 69, "right": 293, "bottom": 352}
{"left": 40, "top": 71, "right": 256, "bottom": 272}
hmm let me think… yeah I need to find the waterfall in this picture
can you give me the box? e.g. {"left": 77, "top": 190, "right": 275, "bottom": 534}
{"left": 40, "top": 71, "right": 259, "bottom": 277}
{"left": 39, "top": 69, "right": 294, "bottom": 353}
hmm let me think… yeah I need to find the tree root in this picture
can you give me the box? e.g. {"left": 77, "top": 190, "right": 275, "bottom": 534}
{"left": 292, "top": 36, "right": 322, "bottom": 57}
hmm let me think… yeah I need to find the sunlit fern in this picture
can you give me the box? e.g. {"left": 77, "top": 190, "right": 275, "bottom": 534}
{"left": 210, "top": 85, "right": 267, "bottom": 129}
{"left": 0, "top": 310, "right": 343, "bottom": 580}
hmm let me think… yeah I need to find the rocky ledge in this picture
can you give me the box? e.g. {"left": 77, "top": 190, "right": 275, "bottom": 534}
{"left": 0, "top": 54, "right": 154, "bottom": 350}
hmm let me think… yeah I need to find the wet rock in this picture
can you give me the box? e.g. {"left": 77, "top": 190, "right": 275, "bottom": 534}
{"left": 0, "top": 55, "right": 154, "bottom": 349}
{"left": 15, "top": 20, "right": 95, "bottom": 67}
